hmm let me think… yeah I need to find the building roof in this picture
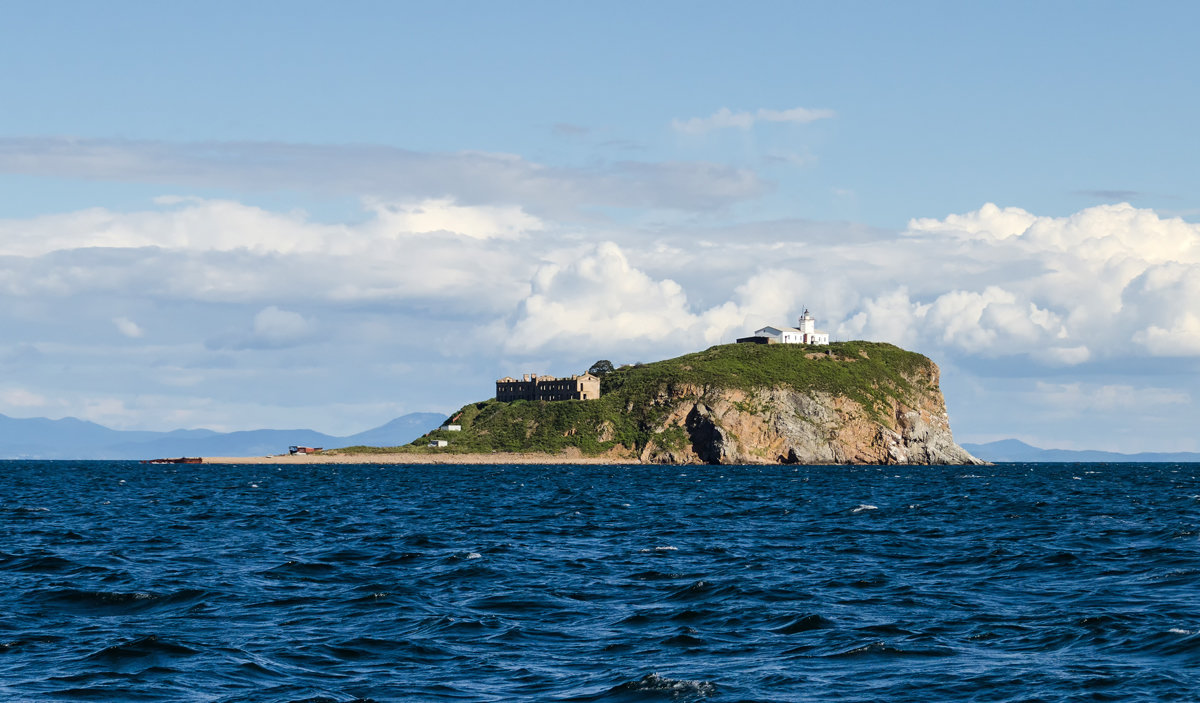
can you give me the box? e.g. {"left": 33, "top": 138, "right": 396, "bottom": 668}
{"left": 755, "top": 325, "right": 803, "bottom": 334}
{"left": 496, "top": 372, "right": 601, "bottom": 383}
{"left": 754, "top": 325, "right": 828, "bottom": 335}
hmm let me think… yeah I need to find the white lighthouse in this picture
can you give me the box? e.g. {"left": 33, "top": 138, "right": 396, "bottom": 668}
{"left": 797, "top": 309, "right": 829, "bottom": 345}
{"left": 798, "top": 309, "right": 816, "bottom": 335}
{"left": 740, "top": 308, "right": 831, "bottom": 345}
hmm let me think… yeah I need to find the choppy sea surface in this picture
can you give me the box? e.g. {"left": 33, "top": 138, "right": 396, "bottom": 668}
{"left": 1, "top": 461, "right": 1198, "bottom": 702}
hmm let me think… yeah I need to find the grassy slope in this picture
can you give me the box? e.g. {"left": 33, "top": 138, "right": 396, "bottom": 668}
{"left": 338, "top": 341, "right": 936, "bottom": 456}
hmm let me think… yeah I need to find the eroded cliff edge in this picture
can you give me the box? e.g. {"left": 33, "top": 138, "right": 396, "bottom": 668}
{"left": 400, "top": 342, "right": 984, "bottom": 465}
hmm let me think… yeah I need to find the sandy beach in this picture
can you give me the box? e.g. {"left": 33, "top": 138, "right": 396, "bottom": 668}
{"left": 202, "top": 449, "right": 637, "bottom": 465}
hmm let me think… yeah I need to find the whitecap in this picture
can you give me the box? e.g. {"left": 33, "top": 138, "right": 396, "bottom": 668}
{"left": 466, "top": 552, "right": 482, "bottom": 559}
{"left": 851, "top": 504, "right": 878, "bottom": 513}
{"left": 621, "top": 673, "right": 717, "bottom": 696}
{"left": 1169, "top": 627, "right": 1195, "bottom": 635}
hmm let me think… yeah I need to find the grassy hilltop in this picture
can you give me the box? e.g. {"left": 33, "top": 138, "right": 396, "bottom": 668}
{"left": 339, "top": 341, "right": 940, "bottom": 458}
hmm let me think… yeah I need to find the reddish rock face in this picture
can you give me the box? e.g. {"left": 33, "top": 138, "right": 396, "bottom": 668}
{"left": 635, "top": 363, "right": 983, "bottom": 466}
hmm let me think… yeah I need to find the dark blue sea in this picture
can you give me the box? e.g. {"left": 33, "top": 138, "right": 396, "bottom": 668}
{"left": 2, "top": 461, "right": 1198, "bottom": 702}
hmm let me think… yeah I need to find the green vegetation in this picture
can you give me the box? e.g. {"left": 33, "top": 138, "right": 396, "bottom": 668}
{"left": 338, "top": 341, "right": 935, "bottom": 457}
{"left": 587, "top": 359, "right": 615, "bottom": 377}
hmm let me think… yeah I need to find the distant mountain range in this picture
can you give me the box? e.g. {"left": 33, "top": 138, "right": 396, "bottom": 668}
{"left": 963, "top": 439, "right": 1200, "bottom": 463}
{"left": 0, "top": 412, "right": 446, "bottom": 460}
{"left": 6, "top": 415, "right": 1195, "bottom": 464}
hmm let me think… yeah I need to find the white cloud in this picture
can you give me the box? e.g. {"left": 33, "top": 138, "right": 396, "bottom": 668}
{"left": 506, "top": 242, "right": 697, "bottom": 353}
{"left": 908, "top": 202, "right": 1038, "bottom": 242}
{"left": 840, "top": 288, "right": 926, "bottom": 350}
{"left": 6, "top": 197, "right": 1197, "bottom": 367}
{"left": 0, "top": 196, "right": 538, "bottom": 310}
{"left": 1124, "top": 262, "right": 1200, "bottom": 356}
{"left": 1033, "top": 345, "right": 1091, "bottom": 366}
{"left": 251, "top": 306, "right": 314, "bottom": 347}
{"left": 365, "top": 197, "right": 543, "bottom": 240}
{"left": 672, "top": 106, "right": 836, "bottom": 134}
{"left": 1, "top": 388, "right": 47, "bottom": 408}
{"left": 1132, "top": 313, "right": 1200, "bottom": 356}
{"left": 505, "top": 242, "right": 759, "bottom": 355}
{"left": 204, "top": 306, "right": 317, "bottom": 350}
{"left": 3, "top": 193, "right": 1200, "bottom": 449}
{"left": 908, "top": 201, "right": 1200, "bottom": 263}
{"left": 0, "top": 137, "right": 767, "bottom": 216}
{"left": 113, "top": 317, "right": 144, "bottom": 338}
{"left": 1033, "top": 381, "right": 1190, "bottom": 412}
{"left": 899, "top": 202, "right": 1200, "bottom": 361}
{"left": 4, "top": 197, "right": 1199, "bottom": 368}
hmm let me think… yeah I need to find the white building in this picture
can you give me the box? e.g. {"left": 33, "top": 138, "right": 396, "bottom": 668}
{"left": 743, "top": 309, "right": 830, "bottom": 345}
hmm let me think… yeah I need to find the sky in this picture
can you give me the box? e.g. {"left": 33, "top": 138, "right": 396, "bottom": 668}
{"left": 2, "top": 1, "right": 1199, "bottom": 451}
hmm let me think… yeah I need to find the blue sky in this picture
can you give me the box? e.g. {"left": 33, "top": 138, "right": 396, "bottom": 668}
{"left": 2, "top": 2, "right": 1199, "bottom": 451}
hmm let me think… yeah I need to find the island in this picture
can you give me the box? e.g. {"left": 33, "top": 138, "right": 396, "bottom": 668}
{"left": 301, "top": 341, "right": 981, "bottom": 466}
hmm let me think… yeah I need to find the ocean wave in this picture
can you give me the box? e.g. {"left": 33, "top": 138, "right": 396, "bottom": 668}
{"left": 2, "top": 461, "right": 1199, "bottom": 701}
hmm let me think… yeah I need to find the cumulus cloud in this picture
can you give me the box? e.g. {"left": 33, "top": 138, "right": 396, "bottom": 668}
{"left": 250, "top": 306, "right": 315, "bottom": 348}
{"left": 506, "top": 242, "right": 697, "bottom": 353}
{"left": 900, "top": 202, "right": 1200, "bottom": 361}
{"left": 112, "top": 317, "right": 144, "bottom": 338}
{"left": 4, "top": 192, "right": 1200, "bottom": 446}
{"left": 366, "top": 198, "right": 543, "bottom": 240}
{"left": 505, "top": 242, "right": 755, "bottom": 355}
{"left": 5, "top": 197, "right": 1198, "bottom": 367}
{"left": 0, "top": 196, "right": 539, "bottom": 310}
{"left": 672, "top": 106, "right": 836, "bottom": 134}
{"left": 207, "top": 306, "right": 317, "bottom": 350}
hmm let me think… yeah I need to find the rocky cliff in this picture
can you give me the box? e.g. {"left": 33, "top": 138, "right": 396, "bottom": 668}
{"left": 415, "top": 342, "right": 983, "bottom": 465}
{"left": 636, "top": 377, "right": 979, "bottom": 465}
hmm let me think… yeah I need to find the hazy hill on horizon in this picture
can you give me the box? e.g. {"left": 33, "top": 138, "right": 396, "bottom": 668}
{"left": 962, "top": 439, "right": 1200, "bottom": 463}
{"left": 0, "top": 412, "right": 446, "bottom": 460}
{"left": 6, "top": 411, "right": 1196, "bottom": 464}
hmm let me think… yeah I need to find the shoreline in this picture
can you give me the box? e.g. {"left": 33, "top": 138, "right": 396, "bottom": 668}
{"left": 202, "top": 450, "right": 637, "bottom": 465}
